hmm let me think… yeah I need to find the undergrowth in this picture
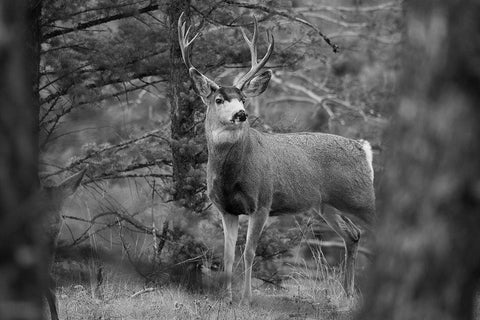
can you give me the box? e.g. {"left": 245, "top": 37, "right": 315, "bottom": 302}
{"left": 52, "top": 241, "right": 360, "bottom": 320}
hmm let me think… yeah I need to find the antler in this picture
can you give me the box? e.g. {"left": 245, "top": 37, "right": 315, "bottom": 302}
{"left": 177, "top": 12, "right": 200, "bottom": 70}
{"left": 234, "top": 17, "right": 274, "bottom": 90}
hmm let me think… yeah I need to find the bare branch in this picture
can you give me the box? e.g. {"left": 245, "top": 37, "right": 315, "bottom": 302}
{"left": 265, "top": 96, "right": 317, "bottom": 106}
{"left": 270, "top": 73, "right": 334, "bottom": 117}
{"left": 224, "top": 0, "right": 339, "bottom": 52}
{"left": 313, "top": 2, "right": 402, "bottom": 13}
{"left": 86, "top": 172, "right": 172, "bottom": 184}
{"left": 63, "top": 211, "right": 169, "bottom": 242}
{"left": 300, "top": 12, "right": 367, "bottom": 28}
{"left": 39, "top": 94, "right": 62, "bottom": 125}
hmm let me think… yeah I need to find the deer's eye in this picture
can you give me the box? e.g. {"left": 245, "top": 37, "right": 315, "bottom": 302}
{"left": 215, "top": 98, "right": 224, "bottom": 104}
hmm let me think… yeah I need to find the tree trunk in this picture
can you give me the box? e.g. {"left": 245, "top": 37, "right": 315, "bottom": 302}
{"left": 0, "top": 1, "right": 46, "bottom": 319}
{"left": 167, "top": 0, "right": 206, "bottom": 211}
{"left": 28, "top": 0, "right": 41, "bottom": 111}
{"left": 358, "top": 1, "right": 480, "bottom": 319}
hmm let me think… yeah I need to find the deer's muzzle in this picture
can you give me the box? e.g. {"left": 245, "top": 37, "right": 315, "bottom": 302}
{"left": 232, "top": 110, "right": 248, "bottom": 123}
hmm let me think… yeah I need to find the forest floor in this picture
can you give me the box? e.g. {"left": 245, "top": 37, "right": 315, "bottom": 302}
{"left": 49, "top": 259, "right": 480, "bottom": 320}
{"left": 51, "top": 261, "right": 358, "bottom": 320}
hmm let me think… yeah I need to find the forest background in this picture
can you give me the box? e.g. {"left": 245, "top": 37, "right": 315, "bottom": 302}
{"left": 25, "top": 0, "right": 399, "bottom": 317}
{"left": 39, "top": 0, "right": 400, "bottom": 292}
{"left": 3, "top": 0, "right": 480, "bottom": 319}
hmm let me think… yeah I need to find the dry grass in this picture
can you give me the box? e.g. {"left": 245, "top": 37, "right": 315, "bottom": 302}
{"left": 53, "top": 259, "right": 356, "bottom": 320}
{"left": 285, "top": 246, "right": 360, "bottom": 312}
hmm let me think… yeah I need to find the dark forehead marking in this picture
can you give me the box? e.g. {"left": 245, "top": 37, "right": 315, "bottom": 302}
{"left": 215, "top": 86, "right": 243, "bottom": 102}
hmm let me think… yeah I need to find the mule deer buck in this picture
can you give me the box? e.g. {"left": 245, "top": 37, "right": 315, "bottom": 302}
{"left": 41, "top": 169, "right": 86, "bottom": 320}
{"left": 178, "top": 14, "right": 375, "bottom": 304}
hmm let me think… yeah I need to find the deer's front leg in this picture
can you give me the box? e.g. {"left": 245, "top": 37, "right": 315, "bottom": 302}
{"left": 221, "top": 213, "right": 239, "bottom": 303}
{"left": 242, "top": 208, "right": 269, "bottom": 305}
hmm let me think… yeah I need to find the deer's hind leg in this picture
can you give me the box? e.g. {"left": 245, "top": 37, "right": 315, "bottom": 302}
{"left": 318, "top": 207, "right": 361, "bottom": 297}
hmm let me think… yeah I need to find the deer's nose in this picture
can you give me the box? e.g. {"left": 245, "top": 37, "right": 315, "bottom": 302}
{"left": 233, "top": 110, "right": 248, "bottom": 122}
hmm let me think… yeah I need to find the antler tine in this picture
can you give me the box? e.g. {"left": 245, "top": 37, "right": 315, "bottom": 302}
{"left": 177, "top": 12, "right": 199, "bottom": 70}
{"left": 235, "top": 18, "right": 274, "bottom": 90}
{"left": 240, "top": 16, "right": 258, "bottom": 67}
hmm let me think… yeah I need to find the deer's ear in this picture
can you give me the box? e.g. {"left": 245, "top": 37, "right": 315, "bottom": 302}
{"left": 242, "top": 70, "right": 271, "bottom": 97}
{"left": 189, "top": 68, "right": 219, "bottom": 97}
{"left": 57, "top": 169, "right": 86, "bottom": 198}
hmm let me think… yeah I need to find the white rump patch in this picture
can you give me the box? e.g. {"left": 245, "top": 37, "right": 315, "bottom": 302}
{"left": 361, "top": 140, "right": 374, "bottom": 182}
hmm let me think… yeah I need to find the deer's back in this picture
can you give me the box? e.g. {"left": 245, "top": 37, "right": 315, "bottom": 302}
{"left": 256, "top": 130, "right": 375, "bottom": 219}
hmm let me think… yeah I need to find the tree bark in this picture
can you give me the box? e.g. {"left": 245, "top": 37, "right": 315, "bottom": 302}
{"left": 167, "top": 0, "right": 206, "bottom": 210}
{"left": 0, "top": 1, "right": 46, "bottom": 319}
{"left": 358, "top": 1, "right": 480, "bottom": 319}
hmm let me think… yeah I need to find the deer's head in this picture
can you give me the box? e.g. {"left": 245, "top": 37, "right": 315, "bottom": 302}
{"left": 178, "top": 14, "right": 273, "bottom": 131}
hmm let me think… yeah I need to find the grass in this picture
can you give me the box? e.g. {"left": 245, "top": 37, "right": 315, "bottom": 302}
{"left": 53, "top": 258, "right": 356, "bottom": 320}
{"left": 284, "top": 245, "right": 359, "bottom": 312}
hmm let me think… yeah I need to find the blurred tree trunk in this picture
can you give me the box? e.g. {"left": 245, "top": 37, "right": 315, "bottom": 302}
{"left": 0, "top": 0, "right": 46, "bottom": 319}
{"left": 27, "top": 0, "right": 41, "bottom": 124}
{"left": 358, "top": 1, "right": 480, "bottom": 320}
{"left": 167, "top": 0, "right": 205, "bottom": 210}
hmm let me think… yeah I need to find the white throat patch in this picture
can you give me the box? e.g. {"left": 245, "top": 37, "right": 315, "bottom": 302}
{"left": 211, "top": 127, "right": 244, "bottom": 145}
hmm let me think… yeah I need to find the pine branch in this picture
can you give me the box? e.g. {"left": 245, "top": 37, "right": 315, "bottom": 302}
{"left": 41, "top": 50, "right": 167, "bottom": 78}
{"left": 43, "top": 3, "right": 160, "bottom": 41}
{"left": 40, "top": 70, "right": 166, "bottom": 106}
{"left": 42, "top": 128, "right": 171, "bottom": 179}
{"left": 43, "top": 0, "right": 151, "bottom": 25}
{"left": 39, "top": 79, "right": 165, "bottom": 143}
{"left": 40, "top": 80, "right": 164, "bottom": 148}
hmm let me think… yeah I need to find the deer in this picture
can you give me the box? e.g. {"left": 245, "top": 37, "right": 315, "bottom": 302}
{"left": 41, "top": 169, "right": 86, "bottom": 320}
{"left": 178, "top": 13, "right": 375, "bottom": 304}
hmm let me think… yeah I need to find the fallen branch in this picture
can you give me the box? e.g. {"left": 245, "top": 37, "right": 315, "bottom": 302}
{"left": 130, "top": 287, "right": 156, "bottom": 298}
{"left": 257, "top": 276, "right": 285, "bottom": 289}
{"left": 304, "top": 239, "right": 373, "bottom": 258}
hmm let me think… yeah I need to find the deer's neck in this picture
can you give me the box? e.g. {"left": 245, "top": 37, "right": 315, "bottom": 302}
{"left": 205, "top": 120, "right": 251, "bottom": 176}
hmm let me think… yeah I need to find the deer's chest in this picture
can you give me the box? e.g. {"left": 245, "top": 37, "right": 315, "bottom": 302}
{"left": 208, "top": 173, "right": 255, "bottom": 216}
